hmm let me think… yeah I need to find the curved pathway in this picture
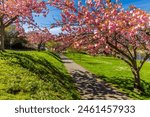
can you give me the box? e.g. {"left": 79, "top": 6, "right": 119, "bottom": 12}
{"left": 60, "top": 54, "right": 129, "bottom": 100}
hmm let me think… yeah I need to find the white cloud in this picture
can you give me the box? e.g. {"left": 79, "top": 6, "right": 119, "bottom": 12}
{"left": 49, "top": 27, "right": 67, "bottom": 35}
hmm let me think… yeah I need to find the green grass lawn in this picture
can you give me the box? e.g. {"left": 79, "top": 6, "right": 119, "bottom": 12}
{"left": 66, "top": 52, "right": 150, "bottom": 99}
{"left": 0, "top": 50, "right": 80, "bottom": 100}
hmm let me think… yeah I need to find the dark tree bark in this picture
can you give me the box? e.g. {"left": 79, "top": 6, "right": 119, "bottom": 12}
{"left": 131, "top": 66, "right": 142, "bottom": 90}
{"left": 0, "top": 26, "right": 5, "bottom": 51}
{"left": 38, "top": 42, "right": 45, "bottom": 51}
{"left": 38, "top": 42, "right": 42, "bottom": 51}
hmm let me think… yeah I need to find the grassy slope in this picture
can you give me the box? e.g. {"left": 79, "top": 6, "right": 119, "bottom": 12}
{"left": 0, "top": 50, "right": 80, "bottom": 100}
{"left": 66, "top": 53, "right": 150, "bottom": 99}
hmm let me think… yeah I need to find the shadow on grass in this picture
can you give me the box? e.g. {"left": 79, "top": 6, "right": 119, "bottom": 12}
{"left": 0, "top": 51, "right": 79, "bottom": 99}
{"left": 98, "top": 75, "right": 150, "bottom": 99}
{"left": 44, "top": 51, "right": 62, "bottom": 63}
{"left": 72, "top": 70, "right": 129, "bottom": 100}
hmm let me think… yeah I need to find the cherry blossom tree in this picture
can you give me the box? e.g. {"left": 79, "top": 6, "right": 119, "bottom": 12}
{"left": 26, "top": 28, "right": 53, "bottom": 50}
{"left": 0, "top": 0, "right": 48, "bottom": 50}
{"left": 50, "top": 0, "right": 150, "bottom": 90}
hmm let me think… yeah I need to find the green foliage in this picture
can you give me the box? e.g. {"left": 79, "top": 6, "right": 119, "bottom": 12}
{"left": 0, "top": 50, "right": 80, "bottom": 100}
{"left": 66, "top": 52, "right": 150, "bottom": 99}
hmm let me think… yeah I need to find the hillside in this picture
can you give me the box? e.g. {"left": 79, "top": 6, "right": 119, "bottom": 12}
{"left": 0, "top": 50, "right": 80, "bottom": 100}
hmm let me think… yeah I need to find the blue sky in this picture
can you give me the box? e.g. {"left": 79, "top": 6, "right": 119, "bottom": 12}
{"left": 27, "top": 0, "right": 150, "bottom": 34}
{"left": 120, "top": 0, "right": 150, "bottom": 10}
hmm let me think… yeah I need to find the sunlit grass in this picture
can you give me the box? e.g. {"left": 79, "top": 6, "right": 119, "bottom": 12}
{"left": 0, "top": 50, "right": 80, "bottom": 100}
{"left": 66, "top": 52, "right": 150, "bottom": 100}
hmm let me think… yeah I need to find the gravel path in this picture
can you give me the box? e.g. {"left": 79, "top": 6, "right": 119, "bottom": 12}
{"left": 60, "top": 54, "right": 129, "bottom": 100}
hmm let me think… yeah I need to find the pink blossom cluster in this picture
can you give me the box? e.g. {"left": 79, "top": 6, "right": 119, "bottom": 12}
{"left": 0, "top": 0, "right": 48, "bottom": 34}
{"left": 26, "top": 28, "right": 53, "bottom": 44}
{"left": 50, "top": 0, "right": 150, "bottom": 54}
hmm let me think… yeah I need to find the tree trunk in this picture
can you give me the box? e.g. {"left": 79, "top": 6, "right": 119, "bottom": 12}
{"left": 0, "top": 28, "right": 5, "bottom": 51}
{"left": 132, "top": 68, "right": 142, "bottom": 91}
{"left": 38, "top": 43, "right": 42, "bottom": 51}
